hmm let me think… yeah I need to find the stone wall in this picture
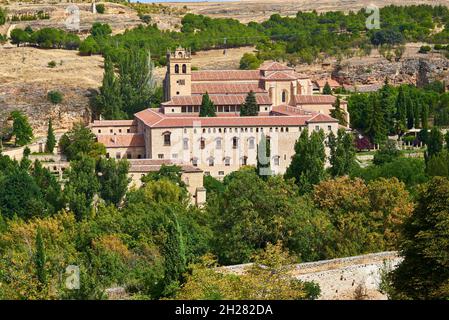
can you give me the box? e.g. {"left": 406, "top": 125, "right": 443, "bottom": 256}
{"left": 220, "top": 251, "right": 402, "bottom": 300}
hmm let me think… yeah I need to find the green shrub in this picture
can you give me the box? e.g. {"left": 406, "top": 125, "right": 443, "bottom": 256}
{"left": 47, "top": 90, "right": 63, "bottom": 104}
{"left": 96, "top": 4, "right": 105, "bottom": 14}
{"left": 419, "top": 45, "right": 431, "bottom": 54}
{"left": 48, "top": 60, "right": 56, "bottom": 68}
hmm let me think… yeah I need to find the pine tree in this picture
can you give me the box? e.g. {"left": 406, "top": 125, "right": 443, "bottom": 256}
{"left": 322, "top": 81, "right": 332, "bottom": 95}
{"left": 240, "top": 90, "right": 258, "bottom": 116}
{"left": 35, "top": 227, "right": 47, "bottom": 287}
{"left": 45, "top": 118, "right": 56, "bottom": 154}
{"left": 95, "top": 56, "right": 124, "bottom": 119}
{"left": 256, "top": 133, "right": 271, "bottom": 179}
{"left": 330, "top": 96, "right": 347, "bottom": 126}
{"left": 199, "top": 92, "right": 216, "bottom": 117}
{"left": 11, "top": 110, "right": 33, "bottom": 146}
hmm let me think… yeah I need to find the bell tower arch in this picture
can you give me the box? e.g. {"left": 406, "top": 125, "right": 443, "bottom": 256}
{"left": 164, "top": 47, "right": 192, "bottom": 101}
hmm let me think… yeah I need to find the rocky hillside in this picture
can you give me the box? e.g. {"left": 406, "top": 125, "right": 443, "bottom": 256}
{"left": 0, "top": 46, "right": 103, "bottom": 136}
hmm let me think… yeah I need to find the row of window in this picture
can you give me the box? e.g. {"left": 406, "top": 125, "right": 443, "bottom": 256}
{"left": 97, "top": 128, "right": 132, "bottom": 134}
{"left": 106, "top": 153, "right": 143, "bottom": 160}
{"left": 164, "top": 134, "right": 264, "bottom": 150}
{"left": 187, "top": 156, "right": 281, "bottom": 167}
{"left": 178, "top": 105, "right": 270, "bottom": 113}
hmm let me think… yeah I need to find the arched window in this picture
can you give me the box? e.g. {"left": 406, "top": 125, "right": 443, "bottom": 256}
{"left": 182, "top": 64, "right": 187, "bottom": 74}
{"left": 192, "top": 157, "right": 198, "bottom": 167}
{"left": 208, "top": 157, "right": 214, "bottom": 167}
{"left": 248, "top": 137, "right": 255, "bottom": 149}
{"left": 200, "top": 137, "right": 206, "bottom": 150}
{"left": 163, "top": 131, "right": 171, "bottom": 146}
{"left": 281, "top": 90, "right": 287, "bottom": 103}
{"left": 216, "top": 138, "right": 222, "bottom": 150}
{"left": 232, "top": 137, "right": 238, "bottom": 149}
{"left": 224, "top": 157, "right": 231, "bottom": 166}
{"left": 174, "top": 64, "right": 179, "bottom": 74}
{"left": 241, "top": 156, "right": 248, "bottom": 166}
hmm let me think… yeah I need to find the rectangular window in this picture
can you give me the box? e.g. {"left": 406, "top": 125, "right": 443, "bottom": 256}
{"left": 127, "top": 153, "right": 132, "bottom": 159}
{"left": 192, "top": 159, "right": 198, "bottom": 167}
{"left": 224, "top": 158, "right": 230, "bottom": 166}
{"left": 115, "top": 152, "right": 121, "bottom": 159}
{"left": 158, "top": 154, "right": 164, "bottom": 159}
{"left": 164, "top": 134, "right": 171, "bottom": 146}
{"left": 183, "top": 139, "right": 189, "bottom": 150}
{"left": 249, "top": 139, "right": 255, "bottom": 149}
{"left": 201, "top": 139, "right": 205, "bottom": 150}
{"left": 209, "top": 158, "right": 214, "bottom": 167}
{"left": 328, "top": 125, "right": 332, "bottom": 131}
{"left": 315, "top": 125, "right": 320, "bottom": 131}
{"left": 219, "top": 171, "right": 224, "bottom": 176}
{"left": 274, "top": 157, "right": 280, "bottom": 166}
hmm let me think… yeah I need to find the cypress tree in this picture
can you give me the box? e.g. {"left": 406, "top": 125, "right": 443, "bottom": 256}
{"left": 45, "top": 118, "right": 56, "bottom": 154}
{"left": 406, "top": 94, "right": 415, "bottom": 129}
{"left": 330, "top": 96, "right": 347, "bottom": 126}
{"left": 35, "top": 227, "right": 47, "bottom": 287}
{"left": 240, "top": 90, "right": 258, "bottom": 116}
{"left": 199, "top": 92, "right": 216, "bottom": 117}
{"left": 426, "top": 127, "right": 443, "bottom": 160}
{"left": 366, "top": 94, "right": 387, "bottom": 145}
{"left": 413, "top": 99, "right": 421, "bottom": 129}
{"left": 421, "top": 103, "right": 429, "bottom": 129}
{"left": 395, "top": 86, "right": 407, "bottom": 134}
{"left": 322, "top": 82, "right": 332, "bottom": 95}
{"left": 162, "top": 212, "right": 186, "bottom": 296}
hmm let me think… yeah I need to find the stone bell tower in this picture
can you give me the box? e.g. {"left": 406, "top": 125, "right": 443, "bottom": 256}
{"left": 164, "top": 47, "right": 192, "bottom": 101}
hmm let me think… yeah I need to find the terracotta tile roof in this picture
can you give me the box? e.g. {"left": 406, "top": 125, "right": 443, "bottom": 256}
{"left": 308, "top": 113, "right": 339, "bottom": 123}
{"left": 191, "top": 83, "right": 265, "bottom": 94}
{"left": 294, "top": 95, "right": 346, "bottom": 105}
{"left": 128, "top": 159, "right": 203, "bottom": 173}
{"left": 263, "top": 71, "right": 297, "bottom": 81}
{"left": 97, "top": 134, "right": 145, "bottom": 148}
{"left": 135, "top": 109, "right": 322, "bottom": 128}
{"left": 315, "top": 79, "right": 341, "bottom": 88}
{"left": 161, "top": 94, "right": 272, "bottom": 106}
{"left": 259, "top": 61, "right": 293, "bottom": 71}
{"left": 192, "top": 70, "right": 260, "bottom": 81}
{"left": 91, "top": 120, "right": 136, "bottom": 127}
{"left": 271, "top": 105, "right": 313, "bottom": 116}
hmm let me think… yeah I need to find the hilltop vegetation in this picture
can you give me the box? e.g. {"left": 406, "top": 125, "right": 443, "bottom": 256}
{"left": 4, "top": 4, "right": 449, "bottom": 65}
